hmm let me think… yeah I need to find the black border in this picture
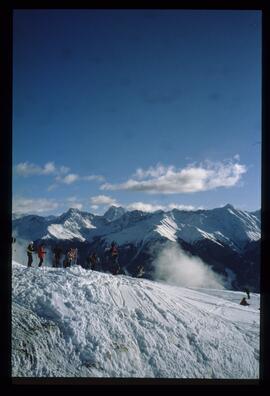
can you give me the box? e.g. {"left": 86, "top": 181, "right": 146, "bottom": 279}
{"left": 1, "top": 0, "right": 269, "bottom": 388}
{"left": 0, "top": 3, "right": 12, "bottom": 388}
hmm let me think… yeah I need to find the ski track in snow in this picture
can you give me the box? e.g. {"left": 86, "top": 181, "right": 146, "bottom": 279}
{"left": 12, "top": 261, "right": 260, "bottom": 379}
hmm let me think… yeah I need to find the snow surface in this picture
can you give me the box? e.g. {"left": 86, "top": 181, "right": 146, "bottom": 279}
{"left": 12, "top": 261, "right": 260, "bottom": 378}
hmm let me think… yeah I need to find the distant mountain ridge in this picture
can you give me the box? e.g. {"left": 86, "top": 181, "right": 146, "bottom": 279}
{"left": 12, "top": 205, "right": 261, "bottom": 291}
{"left": 12, "top": 204, "right": 260, "bottom": 249}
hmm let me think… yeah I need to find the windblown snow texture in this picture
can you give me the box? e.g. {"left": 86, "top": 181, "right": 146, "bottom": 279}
{"left": 12, "top": 261, "right": 260, "bottom": 378}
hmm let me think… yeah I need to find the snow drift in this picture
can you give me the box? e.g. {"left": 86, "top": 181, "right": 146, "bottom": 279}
{"left": 12, "top": 261, "right": 260, "bottom": 379}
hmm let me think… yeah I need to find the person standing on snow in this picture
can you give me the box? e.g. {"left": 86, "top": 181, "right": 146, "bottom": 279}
{"left": 37, "top": 244, "right": 46, "bottom": 267}
{"left": 244, "top": 287, "right": 250, "bottom": 299}
{"left": 109, "top": 241, "right": 120, "bottom": 275}
{"left": 26, "top": 241, "right": 35, "bottom": 267}
{"left": 88, "top": 252, "right": 99, "bottom": 271}
{"left": 63, "top": 248, "right": 73, "bottom": 268}
{"left": 52, "top": 245, "right": 63, "bottom": 267}
{"left": 69, "top": 248, "right": 78, "bottom": 266}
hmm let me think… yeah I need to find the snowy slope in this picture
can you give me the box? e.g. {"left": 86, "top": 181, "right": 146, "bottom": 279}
{"left": 12, "top": 261, "right": 260, "bottom": 378}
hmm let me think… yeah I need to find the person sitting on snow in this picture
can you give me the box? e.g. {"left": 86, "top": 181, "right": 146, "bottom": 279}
{"left": 240, "top": 297, "right": 250, "bottom": 306}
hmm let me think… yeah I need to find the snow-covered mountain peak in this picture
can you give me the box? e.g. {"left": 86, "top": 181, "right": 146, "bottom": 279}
{"left": 61, "top": 207, "right": 88, "bottom": 219}
{"left": 103, "top": 206, "right": 126, "bottom": 222}
{"left": 44, "top": 208, "right": 98, "bottom": 241}
{"left": 12, "top": 204, "right": 261, "bottom": 251}
{"left": 223, "top": 203, "right": 235, "bottom": 210}
{"left": 66, "top": 207, "right": 81, "bottom": 215}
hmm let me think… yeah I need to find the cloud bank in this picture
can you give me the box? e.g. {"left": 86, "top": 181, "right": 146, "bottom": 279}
{"left": 13, "top": 197, "right": 59, "bottom": 214}
{"left": 15, "top": 161, "right": 105, "bottom": 188}
{"left": 66, "top": 197, "right": 83, "bottom": 210}
{"left": 15, "top": 162, "right": 69, "bottom": 177}
{"left": 153, "top": 243, "right": 225, "bottom": 289}
{"left": 90, "top": 195, "right": 118, "bottom": 206}
{"left": 101, "top": 159, "right": 246, "bottom": 194}
{"left": 126, "top": 202, "right": 198, "bottom": 212}
{"left": 88, "top": 195, "right": 199, "bottom": 213}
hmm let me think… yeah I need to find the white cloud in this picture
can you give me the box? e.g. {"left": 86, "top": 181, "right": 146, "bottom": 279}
{"left": 134, "top": 163, "right": 173, "bottom": 180}
{"left": 66, "top": 196, "right": 83, "bottom": 210}
{"left": 90, "top": 195, "right": 118, "bottom": 206}
{"left": 61, "top": 174, "right": 79, "bottom": 184}
{"left": 59, "top": 166, "right": 70, "bottom": 174}
{"left": 15, "top": 162, "right": 105, "bottom": 189}
{"left": 13, "top": 197, "right": 59, "bottom": 214}
{"left": 126, "top": 202, "right": 164, "bottom": 212}
{"left": 126, "top": 202, "right": 198, "bottom": 212}
{"left": 15, "top": 161, "right": 69, "bottom": 177}
{"left": 43, "top": 162, "right": 56, "bottom": 174}
{"left": 55, "top": 173, "right": 105, "bottom": 186}
{"left": 101, "top": 159, "right": 247, "bottom": 194}
{"left": 14, "top": 162, "right": 40, "bottom": 176}
{"left": 167, "top": 203, "right": 201, "bottom": 211}
{"left": 15, "top": 162, "right": 55, "bottom": 176}
{"left": 67, "top": 196, "right": 78, "bottom": 202}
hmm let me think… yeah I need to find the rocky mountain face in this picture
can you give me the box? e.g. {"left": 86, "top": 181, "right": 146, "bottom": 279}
{"left": 12, "top": 205, "right": 261, "bottom": 291}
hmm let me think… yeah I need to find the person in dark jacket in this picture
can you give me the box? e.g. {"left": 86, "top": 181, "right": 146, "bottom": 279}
{"left": 244, "top": 287, "right": 250, "bottom": 299}
{"left": 88, "top": 252, "right": 99, "bottom": 270}
{"left": 240, "top": 297, "right": 250, "bottom": 306}
{"left": 26, "top": 241, "right": 35, "bottom": 267}
{"left": 63, "top": 248, "right": 73, "bottom": 268}
{"left": 108, "top": 241, "right": 120, "bottom": 275}
{"left": 37, "top": 244, "right": 46, "bottom": 267}
{"left": 52, "top": 245, "right": 63, "bottom": 268}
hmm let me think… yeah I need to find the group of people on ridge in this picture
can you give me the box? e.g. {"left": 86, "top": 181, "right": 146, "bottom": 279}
{"left": 27, "top": 242, "right": 46, "bottom": 268}
{"left": 23, "top": 240, "right": 254, "bottom": 297}
{"left": 26, "top": 240, "right": 120, "bottom": 275}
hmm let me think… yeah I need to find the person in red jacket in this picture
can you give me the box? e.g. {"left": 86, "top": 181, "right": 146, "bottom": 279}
{"left": 38, "top": 244, "right": 46, "bottom": 267}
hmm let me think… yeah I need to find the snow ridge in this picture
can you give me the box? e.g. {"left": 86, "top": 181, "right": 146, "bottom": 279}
{"left": 12, "top": 261, "right": 260, "bottom": 378}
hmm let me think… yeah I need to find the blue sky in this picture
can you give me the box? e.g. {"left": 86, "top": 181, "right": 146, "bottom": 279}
{"left": 13, "top": 9, "right": 261, "bottom": 215}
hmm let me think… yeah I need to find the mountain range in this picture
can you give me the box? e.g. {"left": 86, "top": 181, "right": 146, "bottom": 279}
{"left": 12, "top": 204, "right": 261, "bottom": 291}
